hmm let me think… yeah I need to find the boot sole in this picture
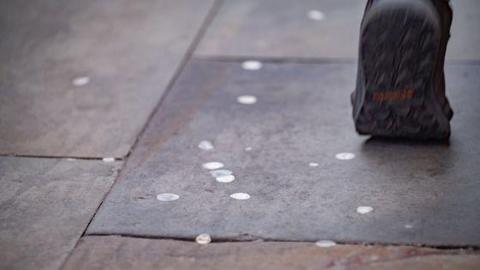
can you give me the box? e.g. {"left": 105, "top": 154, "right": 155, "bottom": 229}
{"left": 353, "top": 0, "right": 451, "bottom": 140}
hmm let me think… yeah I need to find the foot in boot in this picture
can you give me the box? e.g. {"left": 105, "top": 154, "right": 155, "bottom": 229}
{"left": 352, "top": 0, "right": 453, "bottom": 140}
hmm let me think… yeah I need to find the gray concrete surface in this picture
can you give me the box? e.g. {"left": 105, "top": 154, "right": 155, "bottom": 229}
{"left": 63, "top": 236, "right": 480, "bottom": 270}
{"left": 0, "top": 0, "right": 215, "bottom": 158}
{"left": 87, "top": 59, "right": 480, "bottom": 246}
{"left": 1, "top": 1, "right": 479, "bottom": 269}
{"left": 0, "top": 157, "right": 121, "bottom": 270}
{"left": 196, "top": 0, "right": 480, "bottom": 60}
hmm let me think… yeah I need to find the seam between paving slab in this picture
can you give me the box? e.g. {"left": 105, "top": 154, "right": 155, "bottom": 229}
{"left": 114, "top": 0, "right": 225, "bottom": 162}
{"left": 85, "top": 233, "right": 480, "bottom": 251}
{"left": 0, "top": 154, "right": 124, "bottom": 161}
{"left": 57, "top": 1, "right": 225, "bottom": 270}
{"left": 194, "top": 55, "right": 480, "bottom": 66}
{"left": 76, "top": 235, "right": 480, "bottom": 260}
{"left": 65, "top": 236, "right": 480, "bottom": 270}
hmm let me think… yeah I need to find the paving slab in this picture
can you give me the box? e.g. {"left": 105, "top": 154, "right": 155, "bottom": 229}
{"left": 0, "top": 0, "right": 215, "bottom": 158}
{"left": 88, "top": 59, "right": 480, "bottom": 246}
{"left": 63, "top": 236, "right": 480, "bottom": 270}
{"left": 195, "top": 0, "right": 480, "bottom": 60}
{"left": 0, "top": 157, "right": 121, "bottom": 270}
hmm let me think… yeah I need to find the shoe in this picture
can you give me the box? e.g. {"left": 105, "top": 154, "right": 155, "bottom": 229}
{"left": 352, "top": 0, "right": 453, "bottom": 140}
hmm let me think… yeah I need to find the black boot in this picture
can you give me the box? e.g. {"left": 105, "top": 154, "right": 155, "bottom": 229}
{"left": 352, "top": 0, "right": 453, "bottom": 140}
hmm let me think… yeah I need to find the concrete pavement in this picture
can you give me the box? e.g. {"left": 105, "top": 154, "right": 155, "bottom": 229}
{"left": 1, "top": 1, "right": 479, "bottom": 269}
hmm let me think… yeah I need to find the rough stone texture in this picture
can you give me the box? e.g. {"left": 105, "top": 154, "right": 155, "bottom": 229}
{"left": 63, "top": 236, "right": 480, "bottom": 270}
{"left": 0, "top": 0, "right": 215, "bottom": 158}
{"left": 195, "top": 0, "right": 480, "bottom": 60}
{"left": 88, "top": 59, "right": 480, "bottom": 246}
{"left": 0, "top": 157, "right": 121, "bottom": 270}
